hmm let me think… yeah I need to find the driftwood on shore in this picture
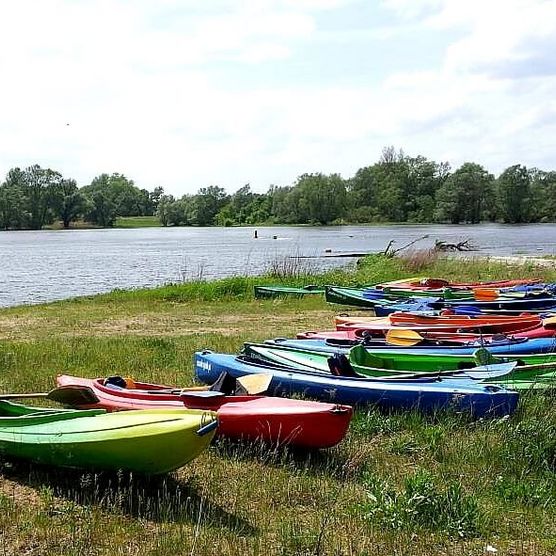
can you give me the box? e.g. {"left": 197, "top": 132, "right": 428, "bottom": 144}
{"left": 382, "top": 235, "right": 430, "bottom": 258}
{"left": 434, "top": 239, "right": 476, "bottom": 252}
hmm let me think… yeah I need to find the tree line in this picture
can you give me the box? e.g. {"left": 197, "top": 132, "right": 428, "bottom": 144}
{"left": 1, "top": 147, "right": 555, "bottom": 230}
{"left": 0, "top": 167, "right": 162, "bottom": 230}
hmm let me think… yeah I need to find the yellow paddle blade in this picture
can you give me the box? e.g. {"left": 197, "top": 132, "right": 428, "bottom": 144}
{"left": 377, "top": 276, "right": 426, "bottom": 288}
{"left": 236, "top": 373, "right": 273, "bottom": 395}
{"left": 541, "top": 316, "right": 556, "bottom": 329}
{"left": 385, "top": 328, "right": 425, "bottom": 346}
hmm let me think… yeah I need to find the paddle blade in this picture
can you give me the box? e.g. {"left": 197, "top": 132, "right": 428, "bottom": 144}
{"left": 541, "top": 316, "right": 556, "bottom": 329}
{"left": 385, "top": 328, "right": 424, "bottom": 346}
{"left": 463, "top": 361, "right": 517, "bottom": 380}
{"left": 47, "top": 385, "right": 100, "bottom": 406}
{"left": 474, "top": 288, "right": 499, "bottom": 301}
{"left": 236, "top": 373, "right": 272, "bottom": 395}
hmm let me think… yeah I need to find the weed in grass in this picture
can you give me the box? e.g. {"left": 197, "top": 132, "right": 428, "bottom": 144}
{"left": 494, "top": 475, "right": 555, "bottom": 508}
{"left": 360, "top": 469, "right": 484, "bottom": 538}
{"left": 398, "top": 248, "right": 440, "bottom": 272}
{"left": 502, "top": 419, "right": 556, "bottom": 474}
{"left": 387, "top": 433, "right": 420, "bottom": 456}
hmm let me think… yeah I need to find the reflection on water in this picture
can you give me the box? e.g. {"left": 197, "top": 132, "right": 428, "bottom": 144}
{"left": 0, "top": 223, "right": 554, "bottom": 307}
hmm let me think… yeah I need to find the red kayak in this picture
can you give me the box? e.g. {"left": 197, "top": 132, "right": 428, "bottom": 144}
{"left": 56, "top": 375, "right": 353, "bottom": 449}
{"left": 335, "top": 313, "right": 545, "bottom": 334}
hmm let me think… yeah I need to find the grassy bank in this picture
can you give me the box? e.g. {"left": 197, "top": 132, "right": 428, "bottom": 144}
{"left": 114, "top": 215, "right": 161, "bottom": 228}
{"left": 1, "top": 254, "right": 556, "bottom": 555}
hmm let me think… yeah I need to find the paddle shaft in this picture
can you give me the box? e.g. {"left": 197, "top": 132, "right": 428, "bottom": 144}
{"left": 0, "top": 392, "right": 48, "bottom": 399}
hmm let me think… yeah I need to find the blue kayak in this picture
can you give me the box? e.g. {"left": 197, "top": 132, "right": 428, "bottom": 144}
{"left": 194, "top": 351, "right": 519, "bottom": 417}
{"left": 265, "top": 336, "right": 556, "bottom": 356}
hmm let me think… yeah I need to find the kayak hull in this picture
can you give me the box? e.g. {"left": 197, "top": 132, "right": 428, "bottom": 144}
{"left": 0, "top": 401, "right": 217, "bottom": 474}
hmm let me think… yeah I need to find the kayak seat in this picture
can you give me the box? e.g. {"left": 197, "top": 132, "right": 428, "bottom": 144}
{"left": 105, "top": 376, "right": 127, "bottom": 389}
{"left": 327, "top": 354, "right": 359, "bottom": 378}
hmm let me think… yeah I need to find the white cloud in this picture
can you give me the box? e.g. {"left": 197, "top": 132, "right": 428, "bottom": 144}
{"left": 0, "top": 0, "right": 555, "bottom": 194}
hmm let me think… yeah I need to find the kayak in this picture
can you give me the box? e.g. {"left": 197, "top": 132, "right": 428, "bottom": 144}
{"left": 56, "top": 374, "right": 353, "bottom": 449}
{"left": 267, "top": 335, "right": 556, "bottom": 355}
{"left": 194, "top": 351, "right": 519, "bottom": 417}
{"left": 252, "top": 338, "right": 556, "bottom": 373}
{"left": 0, "top": 400, "right": 217, "bottom": 474}
{"left": 254, "top": 285, "right": 325, "bottom": 298}
{"left": 335, "top": 313, "right": 547, "bottom": 334}
{"left": 242, "top": 344, "right": 556, "bottom": 391}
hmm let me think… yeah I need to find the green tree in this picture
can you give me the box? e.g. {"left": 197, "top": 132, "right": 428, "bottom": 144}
{"left": 189, "top": 186, "right": 229, "bottom": 226}
{"left": 294, "top": 173, "right": 347, "bottom": 224}
{"left": 52, "top": 179, "right": 88, "bottom": 228}
{"left": 434, "top": 163, "right": 494, "bottom": 223}
{"left": 496, "top": 165, "right": 531, "bottom": 223}
{"left": 156, "top": 194, "right": 175, "bottom": 226}
{"left": 20, "top": 165, "right": 62, "bottom": 229}
{"left": 86, "top": 191, "right": 117, "bottom": 227}
{"left": 529, "top": 170, "right": 556, "bottom": 222}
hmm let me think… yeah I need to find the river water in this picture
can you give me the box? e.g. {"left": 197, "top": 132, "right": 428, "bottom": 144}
{"left": 1, "top": 224, "right": 555, "bottom": 307}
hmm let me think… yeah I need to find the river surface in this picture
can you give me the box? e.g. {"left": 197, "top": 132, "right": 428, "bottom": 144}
{"left": 1, "top": 224, "right": 555, "bottom": 307}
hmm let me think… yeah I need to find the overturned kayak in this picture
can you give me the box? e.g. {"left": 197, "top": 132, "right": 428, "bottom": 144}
{"left": 0, "top": 400, "right": 217, "bottom": 474}
{"left": 254, "top": 285, "right": 325, "bottom": 298}
{"left": 194, "top": 351, "right": 519, "bottom": 417}
{"left": 56, "top": 374, "right": 353, "bottom": 449}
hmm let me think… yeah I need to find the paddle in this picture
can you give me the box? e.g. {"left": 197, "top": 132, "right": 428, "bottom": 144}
{"left": 0, "top": 385, "right": 100, "bottom": 405}
{"left": 473, "top": 288, "right": 500, "bottom": 301}
{"left": 385, "top": 328, "right": 425, "bottom": 346}
{"left": 541, "top": 316, "right": 556, "bottom": 329}
{"left": 236, "top": 373, "right": 273, "bottom": 395}
{"left": 462, "top": 361, "right": 517, "bottom": 380}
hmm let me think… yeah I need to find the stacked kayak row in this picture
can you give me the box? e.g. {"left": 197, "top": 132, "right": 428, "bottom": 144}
{"left": 324, "top": 280, "right": 556, "bottom": 315}
{"left": 254, "top": 277, "right": 544, "bottom": 301}
{"left": 203, "top": 278, "right": 556, "bottom": 419}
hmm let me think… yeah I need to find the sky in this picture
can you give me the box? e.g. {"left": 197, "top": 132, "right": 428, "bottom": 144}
{"left": 0, "top": 0, "right": 555, "bottom": 195}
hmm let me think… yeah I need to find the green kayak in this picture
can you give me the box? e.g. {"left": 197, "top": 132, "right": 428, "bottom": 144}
{"left": 254, "top": 285, "right": 325, "bottom": 299}
{"left": 0, "top": 401, "right": 218, "bottom": 474}
{"left": 242, "top": 343, "right": 556, "bottom": 391}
